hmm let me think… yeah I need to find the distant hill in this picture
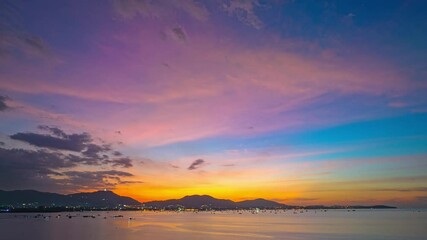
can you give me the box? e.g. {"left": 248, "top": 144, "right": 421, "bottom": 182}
{"left": 0, "top": 190, "right": 66, "bottom": 206}
{"left": 144, "top": 195, "right": 289, "bottom": 209}
{"left": 0, "top": 190, "right": 141, "bottom": 207}
{"left": 144, "top": 195, "right": 396, "bottom": 210}
{"left": 236, "top": 198, "right": 285, "bottom": 208}
{"left": 0, "top": 190, "right": 396, "bottom": 210}
{"left": 67, "top": 191, "right": 141, "bottom": 207}
{"left": 145, "top": 195, "right": 237, "bottom": 209}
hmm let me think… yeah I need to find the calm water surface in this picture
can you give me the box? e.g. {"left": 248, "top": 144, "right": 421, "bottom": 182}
{"left": 0, "top": 210, "right": 426, "bottom": 240}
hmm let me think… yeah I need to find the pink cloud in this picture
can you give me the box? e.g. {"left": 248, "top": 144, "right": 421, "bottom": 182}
{"left": 0, "top": 17, "right": 409, "bottom": 146}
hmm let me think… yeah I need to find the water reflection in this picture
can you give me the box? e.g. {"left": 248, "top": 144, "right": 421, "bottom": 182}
{"left": 0, "top": 210, "right": 426, "bottom": 240}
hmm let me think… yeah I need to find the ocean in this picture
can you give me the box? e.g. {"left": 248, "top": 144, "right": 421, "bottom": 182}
{"left": 0, "top": 209, "right": 426, "bottom": 240}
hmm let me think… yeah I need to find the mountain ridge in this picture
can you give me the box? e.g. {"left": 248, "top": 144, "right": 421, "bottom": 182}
{"left": 0, "top": 190, "right": 396, "bottom": 210}
{"left": 0, "top": 189, "right": 140, "bottom": 207}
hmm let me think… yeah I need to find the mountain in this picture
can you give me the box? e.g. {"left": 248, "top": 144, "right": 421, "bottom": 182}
{"left": 145, "top": 195, "right": 238, "bottom": 209}
{"left": 2, "top": 191, "right": 288, "bottom": 210}
{"left": 0, "top": 190, "right": 66, "bottom": 206}
{"left": 1, "top": 190, "right": 396, "bottom": 210}
{"left": 144, "top": 195, "right": 396, "bottom": 210}
{"left": 0, "top": 190, "right": 141, "bottom": 208}
{"left": 144, "top": 195, "right": 288, "bottom": 209}
{"left": 67, "top": 191, "right": 141, "bottom": 207}
{"left": 236, "top": 198, "right": 285, "bottom": 208}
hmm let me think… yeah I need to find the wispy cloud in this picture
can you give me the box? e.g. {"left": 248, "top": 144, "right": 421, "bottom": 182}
{"left": 188, "top": 159, "right": 205, "bottom": 170}
{"left": 112, "top": 0, "right": 209, "bottom": 21}
{"left": 223, "top": 0, "right": 264, "bottom": 29}
{"left": 0, "top": 1, "right": 54, "bottom": 62}
{"left": 163, "top": 26, "right": 188, "bottom": 42}
{"left": 370, "top": 187, "right": 427, "bottom": 193}
{"left": 62, "top": 170, "right": 135, "bottom": 190}
{"left": 0, "top": 31, "right": 52, "bottom": 60}
{"left": 0, "top": 14, "right": 408, "bottom": 146}
{"left": 222, "top": 164, "right": 235, "bottom": 167}
{"left": 0, "top": 96, "right": 9, "bottom": 111}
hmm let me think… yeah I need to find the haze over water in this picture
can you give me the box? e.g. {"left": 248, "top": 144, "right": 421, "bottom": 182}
{"left": 1, "top": 210, "right": 426, "bottom": 240}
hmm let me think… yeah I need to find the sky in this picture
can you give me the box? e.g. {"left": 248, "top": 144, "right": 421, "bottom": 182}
{"left": 0, "top": 0, "right": 426, "bottom": 208}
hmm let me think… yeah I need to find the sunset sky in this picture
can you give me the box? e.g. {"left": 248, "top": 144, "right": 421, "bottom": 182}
{"left": 0, "top": 0, "right": 426, "bottom": 207}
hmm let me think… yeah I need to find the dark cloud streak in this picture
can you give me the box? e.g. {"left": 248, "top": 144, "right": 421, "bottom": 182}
{"left": 371, "top": 187, "right": 427, "bottom": 192}
{"left": 0, "top": 126, "right": 136, "bottom": 191}
{"left": 0, "top": 96, "right": 9, "bottom": 111}
{"left": 188, "top": 159, "right": 205, "bottom": 170}
{"left": 62, "top": 170, "right": 134, "bottom": 189}
{"left": 10, "top": 131, "right": 91, "bottom": 152}
{"left": 9, "top": 126, "right": 133, "bottom": 168}
{"left": 0, "top": 148, "right": 74, "bottom": 190}
{"left": 0, "top": 147, "right": 136, "bottom": 191}
{"left": 106, "top": 157, "right": 133, "bottom": 168}
{"left": 171, "top": 26, "right": 187, "bottom": 41}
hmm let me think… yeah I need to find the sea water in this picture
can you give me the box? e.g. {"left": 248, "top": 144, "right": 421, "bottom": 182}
{"left": 0, "top": 209, "right": 426, "bottom": 240}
